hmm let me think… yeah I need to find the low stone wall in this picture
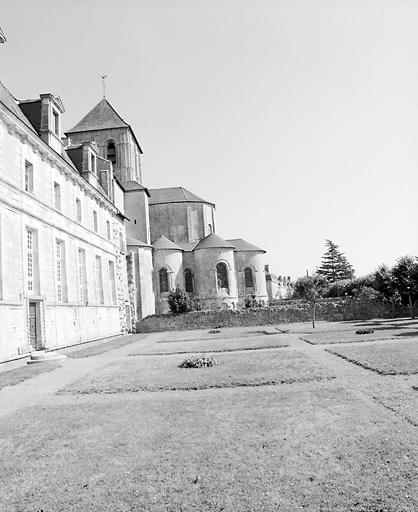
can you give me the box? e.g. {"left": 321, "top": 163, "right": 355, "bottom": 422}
{"left": 136, "top": 299, "right": 416, "bottom": 333}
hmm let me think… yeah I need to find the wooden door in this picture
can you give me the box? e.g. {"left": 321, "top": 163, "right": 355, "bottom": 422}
{"left": 29, "top": 302, "right": 37, "bottom": 350}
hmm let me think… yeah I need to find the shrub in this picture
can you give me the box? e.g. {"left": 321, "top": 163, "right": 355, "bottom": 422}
{"left": 244, "top": 293, "right": 264, "bottom": 309}
{"left": 167, "top": 286, "right": 195, "bottom": 314}
{"left": 356, "top": 329, "right": 375, "bottom": 335}
{"left": 179, "top": 355, "right": 218, "bottom": 368}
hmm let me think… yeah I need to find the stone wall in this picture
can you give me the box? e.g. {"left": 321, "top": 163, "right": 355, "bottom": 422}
{"left": 149, "top": 202, "right": 214, "bottom": 244}
{"left": 194, "top": 246, "right": 238, "bottom": 310}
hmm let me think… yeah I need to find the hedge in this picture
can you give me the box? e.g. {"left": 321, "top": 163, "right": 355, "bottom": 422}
{"left": 136, "top": 298, "right": 417, "bottom": 333}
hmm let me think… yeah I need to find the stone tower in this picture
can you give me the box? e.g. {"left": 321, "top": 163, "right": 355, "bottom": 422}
{"left": 65, "top": 98, "right": 143, "bottom": 184}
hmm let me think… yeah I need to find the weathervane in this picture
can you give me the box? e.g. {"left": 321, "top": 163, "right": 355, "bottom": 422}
{"left": 101, "top": 75, "right": 107, "bottom": 98}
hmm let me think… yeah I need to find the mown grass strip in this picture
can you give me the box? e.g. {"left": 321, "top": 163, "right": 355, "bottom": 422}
{"left": 326, "top": 340, "right": 418, "bottom": 375}
{"left": 67, "top": 336, "right": 139, "bottom": 358}
{"left": 0, "top": 363, "right": 60, "bottom": 391}
{"left": 130, "top": 344, "right": 290, "bottom": 357}
{"left": 59, "top": 375, "right": 335, "bottom": 394}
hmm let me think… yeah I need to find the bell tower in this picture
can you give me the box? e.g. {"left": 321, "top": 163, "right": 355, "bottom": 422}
{"left": 65, "top": 98, "right": 143, "bottom": 184}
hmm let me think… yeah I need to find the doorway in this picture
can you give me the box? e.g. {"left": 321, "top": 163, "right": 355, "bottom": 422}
{"left": 29, "top": 301, "right": 42, "bottom": 351}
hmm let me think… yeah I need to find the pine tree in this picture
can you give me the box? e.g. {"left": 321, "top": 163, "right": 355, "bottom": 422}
{"left": 317, "top": 240, "right": 354, "bottom": 285}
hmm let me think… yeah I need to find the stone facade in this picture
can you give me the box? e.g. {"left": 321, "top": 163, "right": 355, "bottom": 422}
{"left": 0, "top": 83, "right": 129, "bottom": 362}
{"left": 0, "top": 73, "right": 289, "bottom": 362}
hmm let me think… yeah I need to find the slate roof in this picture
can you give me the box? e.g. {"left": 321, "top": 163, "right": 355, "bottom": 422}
{"left": 0, "top": 82, "right": 79, "bottom": 171}
{"left": 126, "top": 236, "right": 151, "bottom": 248}
{"left": 65, "top": 98, "right": 143, "bottom": 153}
{"left": 175, "top": 242, "right": 199, "bottom": 252}
{"left": 152, "top": 235, "right": 183, "bottom": 251}
{"left": 226, "top": 238, "right": 266, "bottom": 253}
{"left": 66, "top": 98, "right": 129, "bottom": 133}
{"left": 0, "top": 81, "right": 37, "bottom": 134}
{"left": 148, "top": 187, "right": 215, "bottom": 207}
{"left": 194, "top": 233, "right": 235, "bottom": 251}
{"left": 120, "top": 181, "right": 151, "bottom": 196}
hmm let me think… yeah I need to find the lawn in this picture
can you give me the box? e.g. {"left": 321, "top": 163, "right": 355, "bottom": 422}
{"left": 0, "top": 362, "right": 59, "bottom": 390}
{"left": 300, "top": 328, "right": 407, "bottom": 345}
{"left": 327, "top": 339, "right": 418, "bottom": 375}
{"left": 67, "top": 334, "right": 143, "bottom": 358}
{"left": 156, "top": 326, "right": 280, "bottom": 343}
{"left": 60, "top": 349, "right": 333, "bottom": 394}
{"left": 3, "top": 321, "right": 418, "bottom": 512}
{"left": 131, "top": 334, "right": 289, "bottom": 355}
{"left": 2, "top": 383, "right": 418, "bottom": 511}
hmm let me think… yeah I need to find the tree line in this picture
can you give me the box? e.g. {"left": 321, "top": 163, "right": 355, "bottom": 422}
{"left": 294, "top": 239, "right": 418, "bottom": 327}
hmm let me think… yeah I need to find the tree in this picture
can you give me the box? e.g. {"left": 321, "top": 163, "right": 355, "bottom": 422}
{"left": 391, "top": 256, "right": 418, "bottom": 319}
{"left": 167, "top": 286, "right": 194, "bottom": 314}
{"left": 317, "top": 240, "right": 353, "bottom": 296}
{"left": 372, "top": 264, "right": 400, "bottom": 317}
{"left": 293, "top": 274, "right": 328, "bottom": 328}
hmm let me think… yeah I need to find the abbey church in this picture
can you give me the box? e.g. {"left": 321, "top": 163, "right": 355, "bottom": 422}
{"left": 0, "top": 32, "right": 291, "bottom": 363}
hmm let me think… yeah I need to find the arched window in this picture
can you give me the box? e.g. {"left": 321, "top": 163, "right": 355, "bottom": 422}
{"left": 106, "top": 141, "right": 117, "bottom": 167}
{"left": 245, "top": 268, "right": 254, "bottom": 289}
{"left": 159, "top": 268, "right": 169, "bottom": 293}
{"left": 184, "top": 268, "right": 194, "bottom": 294}
{"left": 216, "top": 263, "right": 228, "bottom": 291}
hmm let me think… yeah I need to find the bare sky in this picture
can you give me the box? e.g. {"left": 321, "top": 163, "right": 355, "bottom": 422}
{"left": 1, "top": 0, "right": 417, "bottom": 279}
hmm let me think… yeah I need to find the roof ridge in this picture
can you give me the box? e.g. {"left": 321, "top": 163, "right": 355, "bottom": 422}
{"left": 0, "top": 80, "right": 17, "bottom": 102}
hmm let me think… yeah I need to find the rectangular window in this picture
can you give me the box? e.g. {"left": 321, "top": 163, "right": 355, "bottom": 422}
{"left": 91, "top": 153, "right": 96, "bottom": 175}
{"left": 26, "top": 228, "right": 40, "bottom": 294}
{"left": 109, "top": 260, "right": 117, "bottom": 305}
{"left": 54, "top": 182, "right": 61, "bottom": 210}
{"left": 56, "top": 239, "right": 67, "bottom": 302}
{"left": 95, "top": 255, "right": 104, "bottom": 304}
{"left": 25, "top": 161, "right": 34, "bottom": 193}
{"left": 78, "top": 248, "right": 88, "bottom": 303}
{"left": 56, "top": 241, "right": 62, "bottom": 301}
{"left": 76, "top": 198, "right": 82, "bottom": 223}
{"left": 119, "top": 231, "right": 125, "bottom": 253}
{"left": 0, "top": 215, "right": 2, "bottom": 300}
{"left": 93, "top": 210, "right": 98, "bottom": 233}
{"left": 27, "top": 229, "right": 34, "bottom": 292}
{"left": 106, "top": 220, "right": 111, "bottom": 240}
{"left": 53, "top": 110, "right": 59, "bottom": 136}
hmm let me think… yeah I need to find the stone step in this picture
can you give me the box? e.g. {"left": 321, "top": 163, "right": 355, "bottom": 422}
{"left": 27, "top": 351, "right": 67, "bottom": 365}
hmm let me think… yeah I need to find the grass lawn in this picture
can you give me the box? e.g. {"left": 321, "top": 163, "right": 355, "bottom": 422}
{"left": 0, "top": 363, "right": 59, "bottom": 390}
{"left": 60, "top": 349, "right": 333, "bottom": 394}
{"left": 157, "top": 326, "right": 280, "bottom": 343}
{"left": 2, "top": 384, "right": 418, "bottom": 511}
{"left": 300, "top": 328, "right": 406, "bottom": 345}
{"left": 327, "top": 339, "right": 418, "bottom": 374}
{"left": 131, "top": 334, "right": 289, "bottom": 355}
{"left": 67, "top": 334, "right": 142, "bottom": 358}
{"left": 3, "top": 321, "right": 418, "bottom": 511}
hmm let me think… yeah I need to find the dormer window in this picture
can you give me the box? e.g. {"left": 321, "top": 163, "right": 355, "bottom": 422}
{"left": 106, "top": 141, "right": 117, "bottom": 167}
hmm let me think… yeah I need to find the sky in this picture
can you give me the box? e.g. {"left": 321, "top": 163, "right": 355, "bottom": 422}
{"left": 1, "top": 0, "right": 418, "bottom": 279}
